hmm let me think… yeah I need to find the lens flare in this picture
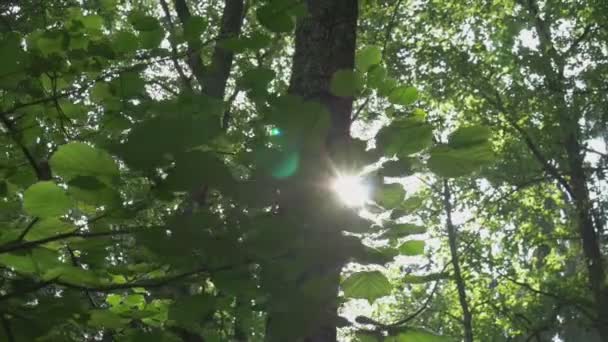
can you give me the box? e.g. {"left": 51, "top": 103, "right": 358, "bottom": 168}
{"left": 332, "top": 174, "right": 370, "bottom": 207}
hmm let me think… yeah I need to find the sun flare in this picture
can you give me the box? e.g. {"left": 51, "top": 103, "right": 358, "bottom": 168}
{"left": 331, "top": 174, "right": 370, "bottom": 207}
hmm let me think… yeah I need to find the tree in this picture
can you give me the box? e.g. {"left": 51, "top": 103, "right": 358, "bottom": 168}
{"left": 1, "top": 0, "right": 605, "bottom": 341}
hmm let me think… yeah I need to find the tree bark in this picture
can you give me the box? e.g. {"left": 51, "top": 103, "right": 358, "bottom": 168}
{"left": 443, "top": 180, "right": 474, "bottom": 342}
{"left": 264, "top": 1, "right": 359, "bottom": 341}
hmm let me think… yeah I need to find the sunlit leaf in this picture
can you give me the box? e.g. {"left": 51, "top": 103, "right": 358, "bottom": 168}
{"left": 50, "top": 142, "right": 119, "bottom": 183}
{"left": 342, "top": 271, "right": 392, "bottom": 303}
{"left": 376, "top": 118, "right": 433, "bottom": 157}
{"left": 356, "top": 45, "right": 382, "bottom": 72}
{"left": 374, "top": 183, "right": 405, "bottom": 208}
{"left": 427, "top": 142, "right": 494, "bottom": 178}
{"left": 398, "top": 240, "right": 426, "bottom": 256}
{"left": 23, "top": 182, "right": 72, "bottom": 217}
{"left": 386, "top": 328, "right": 450, "bottom": 342}
{"left": 382, "top": 223, "right": 426, "bottom": 239}
{"left": 388, "top": 86, "right": 418, "bottom": 106}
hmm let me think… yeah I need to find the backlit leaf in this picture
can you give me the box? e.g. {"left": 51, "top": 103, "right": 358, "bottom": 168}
{"left": 356, "top": 45, "right": 382, "bottom": 72}
{"left": 342, "top": 271, "right": 392, "bottom": 303}
{"left": 374, "top": 183, "right": 405, "bottom": 208}
{"left": 50, "top": 142, "right": 119, "bottom": 183}
{"left": 398, "top": 240, "right": 425, "bottom": 256}
{"left": 388, "top": 86, "right": 418, "bottom": 106}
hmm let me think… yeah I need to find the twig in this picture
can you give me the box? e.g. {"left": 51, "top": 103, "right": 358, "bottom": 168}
{"left": 0, "top": 228, "right": 140, "bottom": 254}
{"left": 159, "top": 0, "right": 193, "bottom": 90}
{"left": 16, "top": 218, "right": 39, "bottom": 242}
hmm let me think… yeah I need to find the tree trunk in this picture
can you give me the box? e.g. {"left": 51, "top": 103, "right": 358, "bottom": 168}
{"left": 264, "top": 1, "right": 359, "bottom": 341}
{"left": 443, "top": 180, "right": 474, "bottom": 342}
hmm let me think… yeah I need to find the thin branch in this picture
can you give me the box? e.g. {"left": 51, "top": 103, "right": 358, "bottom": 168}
{"left": 443, "top": 180, "right": 474, "bottom": 342}
{"left": 566, "top": 23, "right": 595, "bottom": 55}
{"left": 388, "top": 274, "right": 442, "bottom": 327}
{"left": 382, "top": 0, "right": 405, "bottom": 53}
{"left": 54, "top": 255, "right": 274, "bottom": 292}
{"left": 0, "top": 280, "right": 55, "bottom": 302}
{"left": 351, "top": 97, "right": 370, "bottom": 122}
{"left": 159, "top": 0, "right": 193, "bottom": 90}
{"left": 0, "top": 114, "right": 46, "bottom": 180}
{"left": 477, "top": 89, "right": 574, "bottom": 197}
{"left": 0, "top": 228, "right": 139, "bottom": 254}
{"left": 172, "top": 0, "right": 206, "bottom": 87}
{"left": 16, "top": 218, "right": 39, "bottom": 242}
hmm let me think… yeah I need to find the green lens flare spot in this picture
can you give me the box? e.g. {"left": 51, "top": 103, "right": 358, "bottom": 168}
{"left": 269, "top": 127, "right": 282, "bottom": 136}
{"left": 272, "top": 152, "right": 299, "bottom": 179}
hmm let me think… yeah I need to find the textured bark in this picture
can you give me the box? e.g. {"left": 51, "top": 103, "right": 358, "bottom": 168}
{"left": 288, "top": 1, "right": 358, "bottom": 152}
{"left": 264, "top": 1, "right": 359, "bottom": 341}
{"left": 443, "top": 180, "right": 474, "bottom": 342}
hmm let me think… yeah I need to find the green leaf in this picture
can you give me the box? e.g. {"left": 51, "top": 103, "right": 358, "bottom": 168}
{"left": 23, "top": 182, "right": 72, "bottom": 217}
{"left": 116, "top": 115, "right": 222, "bottom": 170}
{"left": 355, "top": 332, "right": 381, "bottom": 342}
{"left": 356, "top": 45, "right": 382, "bottom": 72}
{"left": 240, "top": 67, "right": 275, "bottom": 94}
{"left": 374, "top": 183, "right": 405, "bottom": 208}
{"left": 398, "top": 240, "right": 425, "bottom": 256}
{"left": 0, "top": 253, "right": 36, "bottom": 274}
{"left": 113, "top": 31, "right": 139, "bottom": 54}
{"left": 402, "top": 272, "right": 449, "bottom": 284}
{"left": 169, "top": 294, "right": 216, "bottom": 327}
{"left": 58, "top": 100, "right": 89, "bottom": 119}
{"left": 81, "top": 15, "right": 104, "bottom": 30}
{"left": 112, "top": 71, "right": 146, "bottom": 98}
{"left": 89, "top": 310, "right": 130, "bottom": 329}
{"left": 388, "top": 86, "right": 418, "bottom": 106}
{"left": 342, "top": 271, "right": 392, "bottom": 303}
{"left": 163, "top": 151, "right": 233, "bottom": 193}
{"left": 367, "top": 65, "right": 387, "bottom": 89}
{"left": 382, "top": 224, "right": 426, "bottom": 239}
{"left": 379, "top": 159, "right": 413, "bottom": 178}
{"left": 376, "top": 118, "right": 433, "bottom": 157}
{"left": 50, "top": 142, "right": 119, "bottom": 183}
{"left": 330, "top": 70, "right": 363, "bottom": 97}
{"left": 140, "top": 28, "right": 164, "bottom": 49}
{"left": 0, "top": 181, "right": 7, "bottom": 197}
{"left": 90, "top": 82, "right": 113, "bottom": 103}
{"left": 386, "top": 329, "right": 449, "bottom": 342}
{"left": 400, "top": 195, "right": 425, "bottom": 211}
{"left": 36, "top": 32, "right": 65, "bottom": 56}
{"left": 427, "top": 142, "right": 494, "bottom": 178}
{"left": 448, "top": 125, "right": 492, "bottom": 148}
{"left": 256, "top": 4, "right": 295, "bottom": 33}
{"left": 44, "top": 265, "right": 106, "bottom": 286}
{"left": 25, "top": 218, "right": 75, "bottom": 241}
{"left": 183, "top": 16, "right": 208, "bottom": 42}
{"left": 67, "top": 176, "right": 121, "bottom": 207}
{"left": 0, "top": 32, "right": 25, "bottom": 77}
{"left": 129, "top": 12, "right": 161, "bottom": 31}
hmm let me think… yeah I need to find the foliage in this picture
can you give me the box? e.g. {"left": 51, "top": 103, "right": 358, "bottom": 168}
{"left": 0, "top": 0, "right": 606, "bottom": 341}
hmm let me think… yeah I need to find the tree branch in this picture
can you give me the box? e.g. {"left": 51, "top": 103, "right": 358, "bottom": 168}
{"left": 159, "top": 0, "right": 193, "bottom": 90}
